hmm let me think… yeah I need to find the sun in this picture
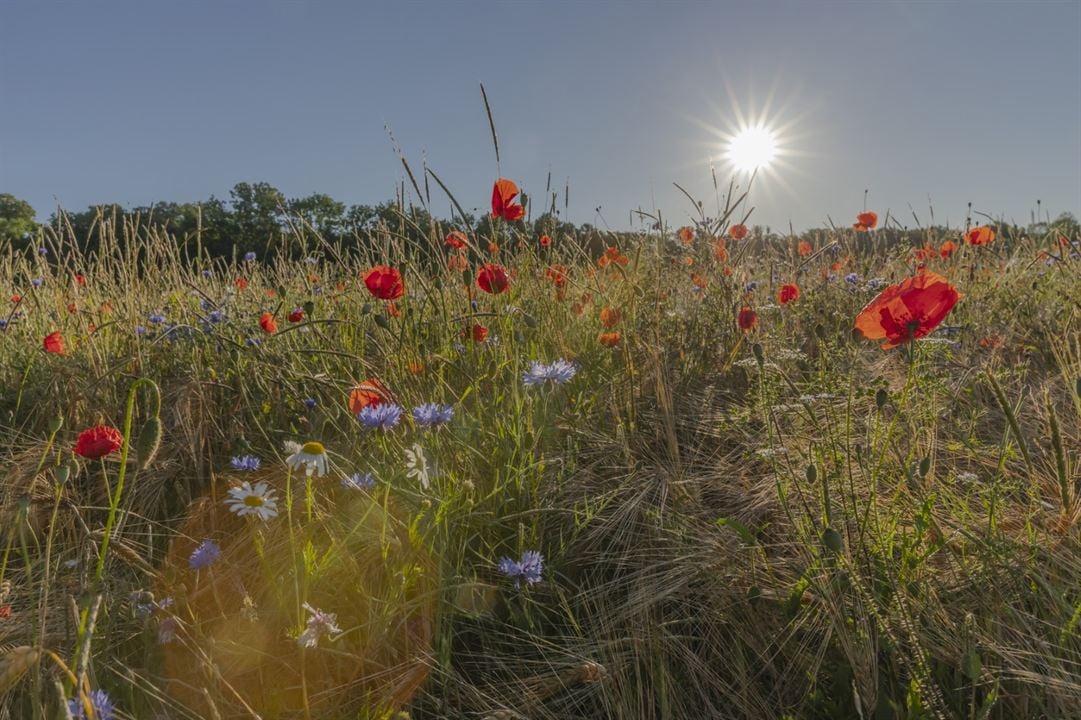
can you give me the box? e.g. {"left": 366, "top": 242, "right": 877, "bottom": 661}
{"left": 726, "top": 125, "right": 777, "bottom": 172}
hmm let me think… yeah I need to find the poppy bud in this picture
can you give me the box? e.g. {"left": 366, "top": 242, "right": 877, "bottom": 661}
{"left": 361, "top": 303, "right": 372, "bottom": 315}
{"left": 137, "top": 416, "right": 163, "bottom": 470}
{"left": 752, "top": 343, "right": 764, "bottom": 367}
{"left": 875, "top": 389, "right": 888, "bottom": 410}
{"left": 55, "top": 463, "right": 71, "bottom": 486}
{"left": 303, "top": 301, "right": 315, "bottom": 315}
{"left": 277, "top": 284, "right": 287, "bottom": 298}
{"left": 374, "top": 314, "right": 391, "bottom": 330}
{"left": 918, "top": 457, "right": 931, "bottom": 478}
{"left": 47, "top": 416, "right": 64, "bottom": 434}
{"left": 806, "top": 464, "right": 817, "bottom": 484}
{"left": 823, "top": 528, "right": 843, "bottom": 553}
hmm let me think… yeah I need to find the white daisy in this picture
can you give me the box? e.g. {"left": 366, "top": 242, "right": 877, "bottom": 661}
{"left": 285, "top": 441, "right": 330, "bottom": 478}
{"left": 404, "top": 443, "right": 436, "bottom": 489}
{"left": 226, "top": 480, "right": 279, "bottom": 521}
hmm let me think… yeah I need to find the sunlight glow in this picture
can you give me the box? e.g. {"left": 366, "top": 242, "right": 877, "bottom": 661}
{"left": 726, "top": 125, "right": 777, "bottom": 172}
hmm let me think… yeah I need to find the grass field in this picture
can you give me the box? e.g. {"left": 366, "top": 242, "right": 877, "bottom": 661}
{"left": 0, "top": 182, "right": 1079, "bottom": 719}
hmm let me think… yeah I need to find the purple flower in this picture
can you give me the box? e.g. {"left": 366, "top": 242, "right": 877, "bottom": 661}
{"left": 341, "top": 472, "right": 376, "bottom": 491}
{"left": 149, "top": 312, "right": 166, "bottom": 325}
{"left": 296, "top": 602, "right": 341, "bottom": 648}
{"left": 522, "top": 359, "right": 578, "bottom": 386}
{"left": 67, "top": 689, "right": 116, "bottom": 720}
{"left": 412, "top": 403, "right": 454, "bottom": 428}
{"left": 303, "top": 397, "right": 317, "bottom": 409}
{"left": 188, "top": 539, "right": 222, "bottom": 570}
{"left": 230, "top": 455, "right": 261, "bottom": 471}
{"left": 244, "top": 251, "right": 257, "bottom": 262}
{"left": 357, "top": 403, "right": 402, "bottom": 430}
{"left": 31, "top": 278, "right": 43, "bottom": 288}
{"left": 499, "top": 550, "right": 544, "bottom": 588}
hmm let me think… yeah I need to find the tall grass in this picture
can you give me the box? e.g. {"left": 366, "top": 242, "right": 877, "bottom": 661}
{"left": 0, "top": 185, "right": 1078, "bottom": 719}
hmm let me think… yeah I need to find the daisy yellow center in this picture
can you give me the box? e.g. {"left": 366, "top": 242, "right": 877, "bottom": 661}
{"left": 243, "top": 495, "right": 265, "bottom": 507}
{"left": 301, "top": 441, "right": 326, "bottom": 455}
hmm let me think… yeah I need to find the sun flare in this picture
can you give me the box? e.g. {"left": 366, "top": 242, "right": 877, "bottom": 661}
{"left": 726, "top": 125, "right": 777, "bottom": 172}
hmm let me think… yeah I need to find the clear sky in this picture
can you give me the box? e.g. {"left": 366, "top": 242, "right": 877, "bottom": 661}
{"left": 2, "top": 0, "right": 1079, "bottom": 231}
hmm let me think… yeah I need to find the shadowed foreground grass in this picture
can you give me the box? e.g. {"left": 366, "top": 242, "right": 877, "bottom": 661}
{"left": 0, "top": 195, "right": 1079, "bottom": 719}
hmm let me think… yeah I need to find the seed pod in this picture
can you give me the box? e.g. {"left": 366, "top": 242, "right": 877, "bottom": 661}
{"left": 752, "top": 343, "right": 764, "bottom": 367}
{"left": 374, "top": 314, "right": 391, "bottom": 330}
{"left": 137, "top": 416, "right": 163, "bottom": 470}
{"left": 303, "top": 301, "right": 315, "bottom": 316}
{"left": 875, "top": 388, "right": 888, "bottom": 410}
{"left": 47, "top": 416, "right": 64, "bottom": 434}
{"left": 918, "top": 456, "right": 931, "bottom": 478}
{"left": 806, "top": 464, "right": 817, "bottom": 484}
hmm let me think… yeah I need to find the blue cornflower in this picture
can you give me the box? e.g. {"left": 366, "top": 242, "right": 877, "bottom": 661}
{"left": 201, "top": 269, "right": 212, "bottom": 278}
{"left": 230, "top": 455, "right": 261, "bottom": 471}
{"left": 0, "top": 319, "right": 7, "bottom": 331}
{"left": 866, "top": 277, "right": 887, "bottom": 291}
{"left": 149, "top": 312, "right": 166, "bottom": 325}
{"left": 522, "top": 359, "right": 578, "bottom": 387}
{"left": 244, "top": 251, "right": 257, "bottom": 261}
{"left": 306, "top": 256, "right": 318, "bottom": 264}
{"left": 188, "top": 539, "right": 222, "bottom": 570}
{"left": 207, "top": 309, "right": 224, "bottom": 324}
{"left": 341, "top": 472, "right": 376, "bottom": 491}
{"left": 245, "top": 337, "right": 261, "bottom": 347}
{"left": 31, "top": 278, "right": 43, "bottom": 288}
{"left": 499, "top": 550, "right": 544, "bottom": 589}
{"left": 134, "top": 325, "right": 147, "bottom": 336}
{"left": 38, "top": 246, "right": 48, "bottom": 256}
{"left": 67, "top": 689, "right": 116, "bottom": 720}
{"left": 200, "top": 298, "right": 214, "bottom": 311}
{"left": 357, "top": 403, "right": 403, "bottom": 430}
{"left": 303, "top": 397, "right": 317, "bottom": 409}
{"left": 412, "top": 403, "right": 454, "bottom": 428}
{"left": 744, "top": 281, "right": 757, "bottom": 292}
{"left": 844, "top": 272, "right": 860, "bottom": 285}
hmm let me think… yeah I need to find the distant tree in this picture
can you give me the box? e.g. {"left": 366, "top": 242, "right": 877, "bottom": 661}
{"left": 229, "top": 182, "right": 286, "bottom": 256}
{"left": 0, "top": 194, "right": 38, "bottom": 247}
{"left": 287, "top": 193, "right": 347, "bottom": 240}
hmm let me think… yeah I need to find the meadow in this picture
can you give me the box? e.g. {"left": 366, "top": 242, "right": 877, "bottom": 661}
{"left": 0, "top": 176, "right": 1078, "bottom": 720}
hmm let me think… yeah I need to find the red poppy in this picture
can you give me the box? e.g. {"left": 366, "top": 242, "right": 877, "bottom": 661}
{"left": 678, "top": 226, "right": 694, "bottom": 245}
{"left": 287, "top": 307, "right": 304, "bottom": 323}
{"left": 598, "top": 331, "right": 622, "bottom": 348}
{"left": 692, "top": 273, "right": 708, "bottom": 288}
{"left": 67, "top": 302, "right": 78, "bottom": 315}
{"left": 74, "top": 274, "right": 87, "bottom": 287}
{"left": 44, "top": 331, "right": 65, "bottom": 355}
{"left": 445, "top": 230, "right": 467, "bottom": 250}
{"left": 545, "top": 264, "right": 568, "bottom": 287}
{"left": 729, "top": 224, "right": 748, "bottom": 240}
{"left": 979, "top": 335, "right": 1003, "bottom": 349}
{"left": 348, "top": 378, "right": 393, "bottom": 415}
{"left": 914, "top": 244, "right": 937, "bottom": 262}
{"left": 476, "top": 264, "right": 510, "bottom": 294}
{"left": 491, "top": 179, "right": 525, "bottom": 221}
{"left": 778, "top": 283, "right": 800, "bottom": 305}
{"left": 853, "top": 212, "right": 878, "bottom": 232}
{"left": 539, "top": 234, "right": 552, "bottom": 247}
{"left": 966, "top": 226, "right": 995, "bottom": 246}
{"left": 600, "top": 307, "right": 621, "bottom": 327}
{"left": 259, "top": 311, "right": 278, "bottom": 334}
{"left": 737, "top": 307, "right": 758, "bottom": 332}
{"left": 74, "top": 425, "right": 124, "bottom": 459}
{"left": 10, "top": 294, "right": 21, "bottom": 304}
{"left": 471, "top": 324, "right": 489, "bottom": 343}
{"left": 235, "top": 277, "right": 248, "bottom": 290}
{"left": 798, "top": 241, "right": 813, "bottom": 256}
{"left": 939, "top": 240, "right": 958, "bottom": 258}
{"left": 488, "top": 242, "right": 500, "bottom": 254}
{"left": 713, "top": 238, "right": 728, "bottom": 262}
{"left": 597, "top": 246, "right": 629, "bottom": 269}
{"left": 363, "top": 265, "right": 405, "bottom": 300}
{"left": 854, "top": 270, "right": 961, "bottom": 350}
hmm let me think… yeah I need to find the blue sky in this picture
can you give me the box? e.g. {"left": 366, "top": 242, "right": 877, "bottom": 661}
{"left": 2, "top": 1, "right": 1079, "bottom": 231}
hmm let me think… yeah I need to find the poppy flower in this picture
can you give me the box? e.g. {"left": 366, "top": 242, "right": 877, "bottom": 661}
{"left": 44, "top": 331, "right": 65, "bottom": 354}
{"left": 979, "top": 335, "right": 1003, "bottom": 349}
{"left": 476, "top": 264, "right": 510, "bottom": 294}
{"left": 259, "top": 312, "right": 278, "bottom": 334}
{"left": 74, "top": 274, "right": 86, "bottom": 287}
{"left": 488, "top": 242, "right": 500, "bottom": 254}
{"left": 854, "top": 270, "right": 961, "bottom": 350}
{"left": 235, "top": 277, "right": 248, "bottom": 290}
{"left": 545, "top": 264, "right": 568, "bottom": 287}
{"left": 966, "top": 226, "right": 995, "bottom": 246}
{"left": 363, "top": 265, "right": 405, "bottom": 300}
{"left": 678, "top": 226, "right": 694, "bottom": 245}
{"left": 445, "top": 230, "right": 467, "bottom": 250}
{"left": 778, "top": 283, "right": 800, "bottom": 305}
{"left": 10, "top": 294, "right": 21, "bottom": 304}
{"left": 853, "top": 212, "right": 878, "bottom": 232}
{"left": 914, "top": 244, "right": 937, "bottom": 262}
{"left": 737, "top": 307, "right": 758, "bottom": 332}
{"left": 471, "top": 324, "right": 489, "bottom": 343}
{"left": 713, "top": 239, "right": 728, "bottom": 262}
{"left": 447, "top": 254, "right": 468, "bottom": 272}
{"left": 491, "top": 179, "right": 525, "bottom": 221}
{"left": 729, "top": 224, "right": 748, "bottom": 240}
{"left": 598, "top": 331, "right": 622, "bottom": 348}
{"left": 599, "top": 307, "right": 621, "bottom": 327}
{"left": 597, "top": 247, "right": 629, "bottom": 269}
{"left": 67, "top": 302, "right": 78, "bottom": 315}
{"left": 539, "top": 234, "right": 552, "bottom": 247}
{"left": 798, "top": 241, "right": 813, "bottom": 256}
{"left": 287, "top": 307, "right": 304, "bottom": 323}
{"left": 348, "top": 378, "right": 393, "bottom": 415}
{"left": 75, "top": 425, "right": 124, "bottom": 459}
{"left": 692, "top": 273, "right": 708, "bottom": 289}
{"left": 939, "top": 240, "right": 958, "bottom": 258}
